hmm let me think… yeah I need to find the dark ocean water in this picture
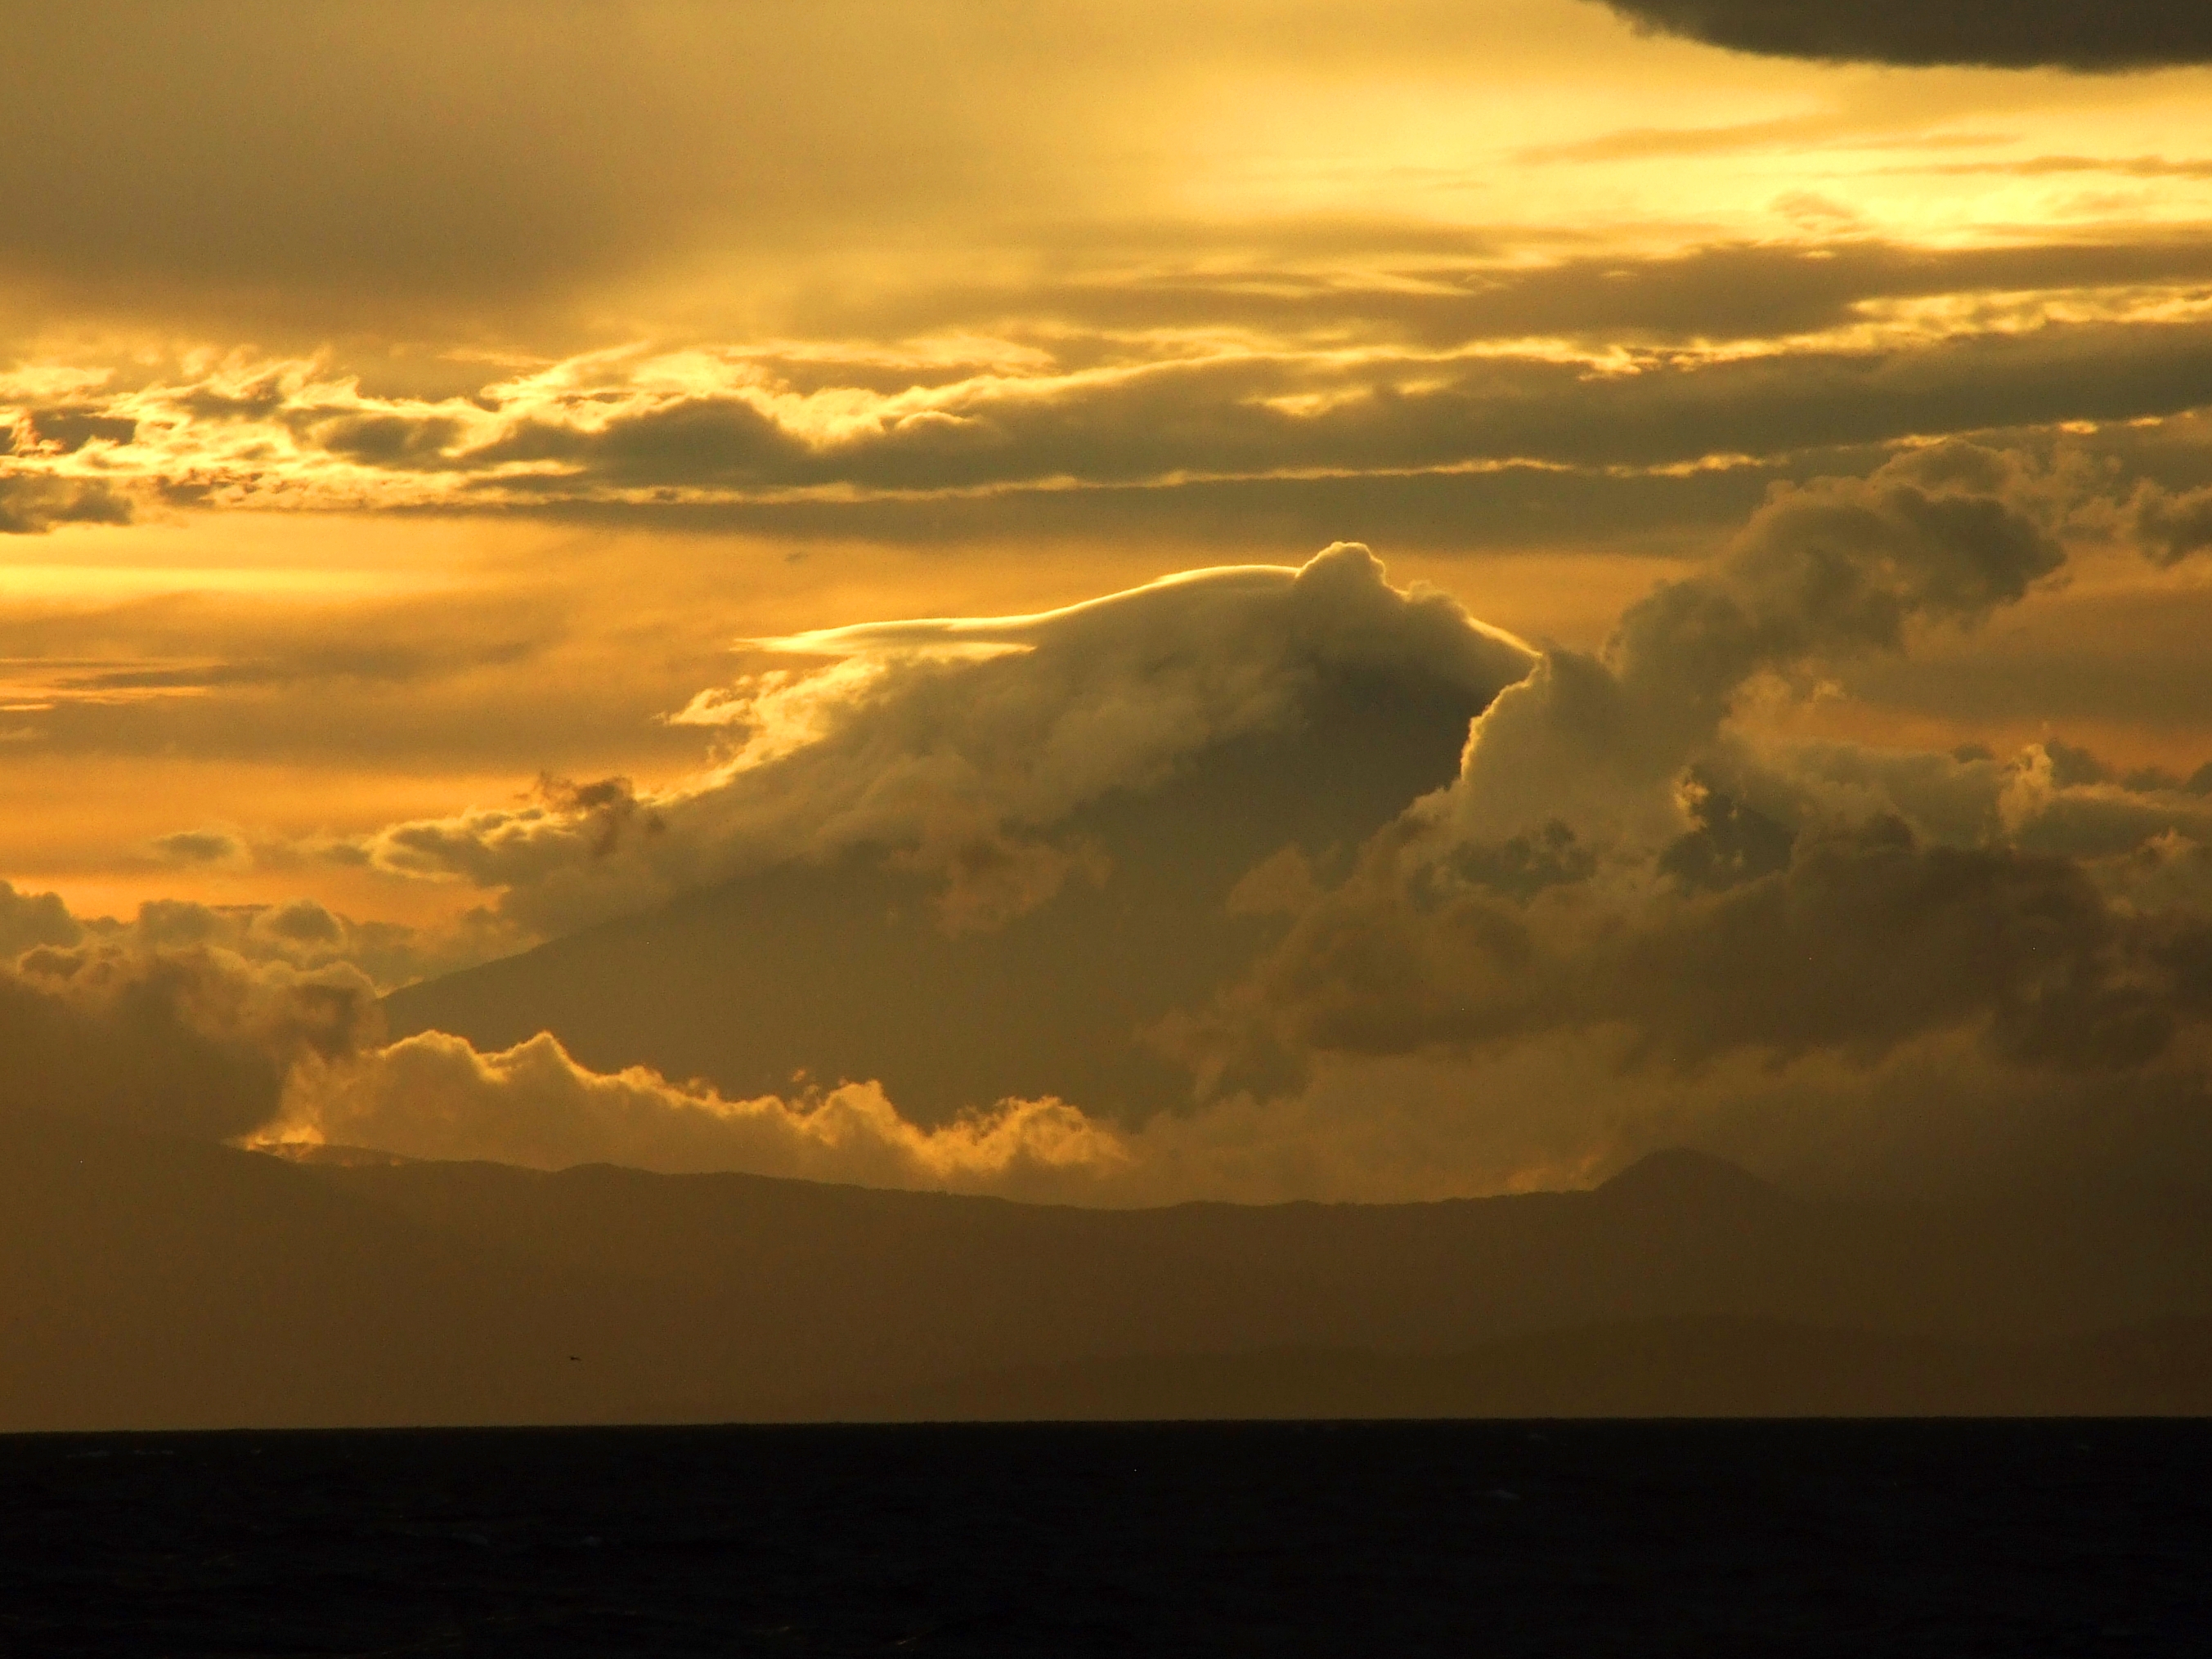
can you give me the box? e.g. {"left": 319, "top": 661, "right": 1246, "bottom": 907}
{"left": 4, "top": 1420, "right": 2207, "bottom": 1657}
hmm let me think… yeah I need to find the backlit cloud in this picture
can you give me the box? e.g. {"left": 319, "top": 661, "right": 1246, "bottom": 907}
{"left": 12, "top": 254, "right": 2212, "bottom": 536}
{"left": 261, "top": 1032, "right": 1128, "bottom": 1198}
{"left": 0, "top": 940, "right": 379, "bottom": 1142}
{"left": 7, "top": 0, "right": 2212, "bottom": 1209}
{"left": 366, "top": 545, "right": 1533, "bottom": 934}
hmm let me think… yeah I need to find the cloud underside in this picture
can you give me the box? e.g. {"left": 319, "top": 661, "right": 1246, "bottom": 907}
{"left": 1599, "top": 0, "right": 2212, "bottom": 69}
{"left": 14, "top": 235, "right": 2212, "bottom": 541}
{"left": 7, "top": 918, "right": 2208, "bottom": 1207}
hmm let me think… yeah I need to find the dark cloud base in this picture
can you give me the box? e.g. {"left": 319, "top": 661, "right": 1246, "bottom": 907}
{"left": 0, "top": 945, "right": 377, "bottom": 1142}
{"left": 1599, "top": 0, "right": 2212, "bottom": 71}
{"left": 0, "top": 474, "right": 131, "bottom": 535}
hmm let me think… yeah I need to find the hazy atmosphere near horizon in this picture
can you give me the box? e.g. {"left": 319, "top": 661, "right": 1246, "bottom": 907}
{"left": 11, "top": 0, "right": 2212, "bottom": 1231}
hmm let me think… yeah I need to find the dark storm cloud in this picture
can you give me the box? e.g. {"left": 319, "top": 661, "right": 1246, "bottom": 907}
{"left": 1595, "top": 0, "right": 2212, "bottom": 70}
{"left": 2132, "top": 482, "right": 2212, "bottom": 567}
{"left": 161, "top": 312, "right": 2212, "bottom": 509}
{"left": 534, "top": 458, "right": 1776, "bottom": 556}
{"left": 0, "top": 881, "right": 81, "bottom": 957}
{"left": 19, "top": 229, "right": 2212, "bottom": 537}
{"left": 0, "top": 944, "right": 380, "bottom": 1141}
{"left": 437, "top": 339, "right": 2200, "bottom": 511}
{"left": 873, "top": 238, "right": 2212, "bottom": 354}
{"left": 12, "top": 410, "right": 137, "bottom": 454}
{"left": 152, "top": 831, "right": 245, "bottom": 866}
{"left": 301, "top": 414, "right": 466, "bottom": 467}
{"left": 1178, "top": 816, "right": 2212, "bottom": 1101}
{"left": 0, "top": 474, "right": 132, "bottom": 534}
{"left": 1154, "top": 440, "right": 2212, "bottom": 1110}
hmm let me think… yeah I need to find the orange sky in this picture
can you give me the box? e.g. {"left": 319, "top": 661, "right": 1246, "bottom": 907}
{"left": 7, "top": 2, "right": 2210, "bottom": 925}
{"left": 7, "top": 2, "right": 2212, "bottom": 1203}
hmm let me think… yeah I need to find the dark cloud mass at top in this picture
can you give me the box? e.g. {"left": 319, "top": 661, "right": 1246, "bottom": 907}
{"left": 1597, "top": 0, "right": 2212, "bottom": 70}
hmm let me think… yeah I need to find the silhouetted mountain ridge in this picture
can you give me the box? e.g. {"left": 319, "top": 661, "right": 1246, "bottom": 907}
{"left": 6, "top": 1114, "right": 2210, "bottom": 1429}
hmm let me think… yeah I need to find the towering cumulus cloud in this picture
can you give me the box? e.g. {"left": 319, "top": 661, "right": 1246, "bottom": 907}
{"left": 1439, "top": 446, "right": 2064, "bottom": 845}
{"left": 1595, "top": 0, "right": 2212, "bottom": 71}
{"left": 3, "top": 547, "right": 1539, "bottom": 1199}
{"left": 370, "top": 545, "right": 1533, "bottom": 935}
{"left": 16, "top": 465, "right": 2212, "bottom": 1202}
{"left": 1160, "top": 448, "right": 2212, "bottom": 1194}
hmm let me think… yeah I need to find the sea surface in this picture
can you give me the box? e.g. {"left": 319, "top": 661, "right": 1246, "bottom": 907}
{"left": 4, "top": 1420, "right": 2207, "bottom": 1656}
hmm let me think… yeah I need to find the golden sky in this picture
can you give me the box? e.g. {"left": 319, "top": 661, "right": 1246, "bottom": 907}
{"left": 8, "top": 1, "right": 2212, "bottom": 1201}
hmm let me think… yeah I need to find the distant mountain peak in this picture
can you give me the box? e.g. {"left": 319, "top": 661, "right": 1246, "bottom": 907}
{"left": 255, "top": 1141, "right": 420, "bottom": 1168}
{"left": 1596, "top": 1148, "right": 1776, "bottom": 1208}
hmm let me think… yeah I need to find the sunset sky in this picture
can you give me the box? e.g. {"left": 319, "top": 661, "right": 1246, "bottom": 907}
{"left": 7, "top": 1, "right": 2212, "bottom": 1204}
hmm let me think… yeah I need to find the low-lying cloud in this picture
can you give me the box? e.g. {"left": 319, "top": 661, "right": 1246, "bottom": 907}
{"left": 1172, "top": 818, "right": 2212, "bottom": 1097}
{"left": 0, "top": 941, "right": 378, "bottom": 1142}
{"left": 1, "top": 900, "right": 1138, "bottom": 1197}
{"left": 262, "top": 1031, "right": 1128, "bottom": 1198}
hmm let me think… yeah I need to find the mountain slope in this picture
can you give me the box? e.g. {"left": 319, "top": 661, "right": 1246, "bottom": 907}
{"left": 382, "top": 666, "right": 1486, "bottom": 1121}
{"left": 10, "top": 1107, "right": 2209, "bottom": 1429}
